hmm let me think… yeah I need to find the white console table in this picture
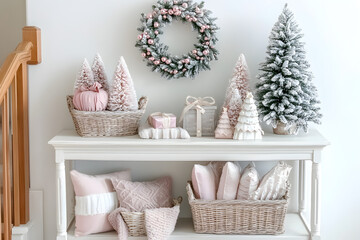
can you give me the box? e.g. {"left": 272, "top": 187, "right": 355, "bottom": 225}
{"left": 49, "top": 129, "right": 329, "bottom": 240}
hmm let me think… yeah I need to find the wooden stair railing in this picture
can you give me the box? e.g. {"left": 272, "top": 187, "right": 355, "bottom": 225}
{"left": 0, "top": 26, "right": 41, "bottom": 240}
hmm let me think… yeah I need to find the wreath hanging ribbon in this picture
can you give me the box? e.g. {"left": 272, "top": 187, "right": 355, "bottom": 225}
{"left": 135, "top": 0, "right": 219, "bottom": 79}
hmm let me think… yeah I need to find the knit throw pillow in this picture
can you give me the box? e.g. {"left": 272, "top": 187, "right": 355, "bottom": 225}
{"left": 112, "top": 176, "right": 172, "bottom": 212}
{"left": 236, "top": 163, "right": 259, "bottom": 200}
{"left": 70, "top": 170, "right": 131, "bottom": 236}
{"left": 145, "top": 205, "right": 180, "bottom": 240}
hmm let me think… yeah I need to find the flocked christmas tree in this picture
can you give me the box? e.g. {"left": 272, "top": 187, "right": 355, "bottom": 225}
{"left": 74, "top": 59, "right": 94, "bottom": 90}
{"left": 233, "top": 92, "right": 264, "bottom": 140}
{"left": 92, "top": 53, "right": 109, "bottom": 93}
{"left": 107, "top": 56, "right": 138, "bottom": 111}
{"left": 223, "top": 54, "right": 251, "bottom": 127}
{"left": 255, "top": 4, "right": 321, "bottom": 134}
{"left": 215, "top": 107, "right": 233, "bottom": 139}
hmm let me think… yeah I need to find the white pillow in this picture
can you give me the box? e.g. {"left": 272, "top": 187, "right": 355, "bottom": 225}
{"left": 191, "top": 164, "right": 216, "bottom": 200}
{"left": 217, "top": 162, "right": 241, "bottom": 200}
{"left": 252, "top": 161, "right": 292, "bottom": 200}
{"left": 236, "top": 163, "right": 259, "bottom": 200}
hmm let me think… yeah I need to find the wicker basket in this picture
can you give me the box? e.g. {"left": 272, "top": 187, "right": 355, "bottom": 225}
{"left": 186, "top": 181, "right": 289, "bottom": 235}
{"left": 67, "top": 95, "right": 148, "bottom": 137}
{"left": 120, "top": 197, "right": 182, "bottom": 237}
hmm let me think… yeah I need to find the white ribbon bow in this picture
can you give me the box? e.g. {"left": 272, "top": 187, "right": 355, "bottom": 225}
{"left": 179, "top": 96, "right": 216, "bottom": 123}
{"left": 148, "top": 112, "right": 173, "bottom": 128}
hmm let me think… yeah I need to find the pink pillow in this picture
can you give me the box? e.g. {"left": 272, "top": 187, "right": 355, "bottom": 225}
{"left": 191, "top": 164, "right": 216, "bottom": 200}
{"left": 217, "top": 162, "right": 241, "bottom": 200}
{"left": 112, "top": 176, "right": 172, "bottom": 212}
{"left": 70, "top": 170, "right": 131, "bottom": 236}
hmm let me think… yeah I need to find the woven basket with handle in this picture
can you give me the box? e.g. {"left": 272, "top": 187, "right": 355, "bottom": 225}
{"left": 67, "top": 95, "right": 148, "bottom": 137}
{"left": 120, "top": 197, "right": 182, "bottom": 237}
{"left": 186, "top": 181, "right": 289, "bottom": 235}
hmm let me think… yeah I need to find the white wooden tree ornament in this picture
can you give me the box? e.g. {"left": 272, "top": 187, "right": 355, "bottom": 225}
{"left": 233, "top": 92, "right": 264, "bottom": 140}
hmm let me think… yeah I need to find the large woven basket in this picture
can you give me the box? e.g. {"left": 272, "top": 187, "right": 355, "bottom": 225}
{"left": 186, "top": 181, "right": 289, "bottom": 235}
{"left": 121, "top": 197, "right": 182, "bottom": 237}
{"left": 67, "top": 95, "right": 148, "bottom": 137}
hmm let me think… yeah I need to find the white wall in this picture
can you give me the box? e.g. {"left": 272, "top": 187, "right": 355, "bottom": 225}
{"left": 26, "top": 0, "right": 360, "bottom": 239}
{"left": 0, "top": 0, "right": 26, "bottom": 64}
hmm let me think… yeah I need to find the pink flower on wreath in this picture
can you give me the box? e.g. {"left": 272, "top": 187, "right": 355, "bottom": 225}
{"left": 182, "top": 68, "right": 187, "bottom": 72}
{"left": 173, "top": 6, "right": 179, "bottom": 11}
{"left": 137, "top": 34, "right": 143, "bottom": 40}
{"left": 192, "top": 49, "right": 197, "bottom": 54}
{"left": 174, "top": 0, "right": 178, "bottom": 4}
{"left": 146, "top": 35, "right": 150, "bottom": 39}
{"left": 205, "top": 41, "right": 210, "bottom": 45}
{"left": 154, "top": 60, "right": 160, "bottom": 65}
{"left": 185, "top": 15, "right": 190, "bottom": 20}
{"left": 165, "top": 59, "right": 171, "bottom": 64}
{"left": 173, "top": 70, "right": 178, "bottom": 74}
{"left": 155, "top": 30, "right": 159, "bottom": 35}
{"left": 154, "top": 22, "right": 159, "bottom": 28}
{"left": 203, "top": 49, "right": 209, "bottom": 55}
{"left": 148, "top": 39, "right": 154, "bottom": 44}
{"left": 141, "top": 52, "right": 147, "bottom": 57}
{"left": 196, "top": 56, "right": 200, "bottom": 60}
{"left": 174, "top": 10, "right": 181, "bottom": 16}
{"left": 149, "top": 57, "right": 155, "bottom": 61}
{"left": 161, "top": 57, "right": 167, "bottom": 62}
{"left": 204, "top": 37, "right": 209, "bottom": 40}
{"left": 163, "top": 15, "right": 167, "bottom": 19}
{"left": 147, "top": 13, "right": 153, "bottom": 19}
{"left": 192, "top": 17, "right": 197, "bottom": 22}
{"left": 160, "top": 9, "right": 167, "bottom": 14}
{"left": 147, "top": 51, "right": 151, "bottom": 55}
{"left": 201, "top": 57, "right": 204, "bottom": 60}
{"left": 168, "top": 9, "right": 174, "bottom": 15}
{"left": 182, "top": 3, "right": 188, "bottom": 8}
{"left": 184, "top": 58, "right": 190, "bottom": 64}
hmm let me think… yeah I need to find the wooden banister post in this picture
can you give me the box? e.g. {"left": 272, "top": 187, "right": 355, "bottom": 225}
{"left": 22, "top": 26, "right": 41, "bottom": 64}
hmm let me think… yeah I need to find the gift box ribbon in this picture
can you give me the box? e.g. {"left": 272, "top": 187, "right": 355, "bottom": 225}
{"left": 179, "top": 96, "right": 216, "bottom": 137}
{"left": 149, "top": 112, "right": 174, "bottom": 128}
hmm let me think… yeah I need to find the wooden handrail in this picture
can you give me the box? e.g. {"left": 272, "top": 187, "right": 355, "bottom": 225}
{"left": 0, "top": 26, "right": 41, "bottom": 240}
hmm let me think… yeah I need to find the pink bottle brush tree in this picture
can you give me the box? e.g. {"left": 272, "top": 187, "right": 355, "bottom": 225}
{"left": 107, "top": 56, "right": 138, "bottom": 111}
{"left": 74, "top": 59, "right": 95, "bottom": 90}
{"left": 92, "top": 53, "right": 109, "bottom": 94}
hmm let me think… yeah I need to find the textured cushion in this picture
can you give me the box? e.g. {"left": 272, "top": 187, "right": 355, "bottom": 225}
{"left": 70, "top": 170, "right": 131, "bottom": 236}
{"left": 112, "top": 176, "right": 172, "bottom": 212}
{"left": 145, "top": 205, "right": 180, "bottom": 240}
{"left": 236, "top": 163, "right": 259, "bottom": 200}
{"left": 217, "top": 162, "right": 241, "bottom": 200}
{"left": 191, "top": 164, "right": 216, "bottom": 200}
{"left": 252, "top": 161, "right": 292, "bottom": 200}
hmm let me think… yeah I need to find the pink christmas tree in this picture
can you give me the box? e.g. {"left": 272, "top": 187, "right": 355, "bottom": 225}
{"left": 215, "top": 107, "right": 233, "bottom": 139}
{"left": 107, "top": 56, "right": 138, "bottom": 111}
{"left": 74, "top": 59, "right": 94, "bottom": 90}
{"left": 222, "top": 54, "right": 251, "bottom": 127}
{"left": 92, "top": 53, "right": 109, "bottom": 93}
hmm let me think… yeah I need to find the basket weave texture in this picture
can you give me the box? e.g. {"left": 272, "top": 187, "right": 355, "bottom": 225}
{"left": 67, "top": 95, "right": 148, "bottom": 137}
{"left": 120, "top": 197, "right": 182, "bottom": 237}
{"left": 186, "top": 181, "right": 289, "bottom": 235}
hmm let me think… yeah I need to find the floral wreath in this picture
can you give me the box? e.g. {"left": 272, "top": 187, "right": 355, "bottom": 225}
{"left": 135, "top": 0, "right": 219, "bottom": 79}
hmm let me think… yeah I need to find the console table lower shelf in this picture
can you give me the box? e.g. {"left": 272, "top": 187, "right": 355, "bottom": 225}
{"left": 67, "top": 214, "right": 308, "bottom": 240}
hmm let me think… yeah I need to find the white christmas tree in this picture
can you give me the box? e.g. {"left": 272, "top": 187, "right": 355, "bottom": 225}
{"left": 74, "top": 59, "right": 94, "bottom": 90}
{"left": 107, "top": 56, "right": 138, "bottom": 111}
{"left": 215, "top": 108, "right": 233, "bottom": 139}
{"left": 233, "top": 92, "right": 264, "bottom": 140}
{"left": 92, "top": 53, "right": 109, "bottom": 93}
{"left": 255, "top": 4, "right": 321, "bottom": 133}
{"left": 223, "top": 54, "right": 251, "bottom": 127}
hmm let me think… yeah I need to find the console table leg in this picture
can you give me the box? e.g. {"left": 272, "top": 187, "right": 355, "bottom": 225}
{"left": 311, "top": 153, "right": 321, "bottom": 240}
{"left": 299, "top": 160, "right": 305, "bottom": 213}
{"left": 56, "top": 151, "right": 67, "bottom": 240}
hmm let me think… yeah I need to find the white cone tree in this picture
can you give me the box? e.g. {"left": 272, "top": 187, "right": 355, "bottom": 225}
{"left": 215, "top": 108, "right": 233, "bottom": 139}
{"left": 223, "top": 54, "right": 251, "bottom": 127}
{"left": 74, "top": 59, "right": 94, "bottom": 90}
{"left": 255, "top": 4, "right": 321, "bottom": 133}
{"left": 92, "top": 53, "right": 109, "bottom": 93}
{"left": 233, "top": 92, "right": 264, "bottom": 140}
{"left": 107, "top": 56, "right": 138, "bottom": 111}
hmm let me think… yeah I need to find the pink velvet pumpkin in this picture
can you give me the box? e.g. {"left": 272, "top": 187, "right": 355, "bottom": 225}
{"left": 73, "top": 82, "right": 108, "bottom": 111}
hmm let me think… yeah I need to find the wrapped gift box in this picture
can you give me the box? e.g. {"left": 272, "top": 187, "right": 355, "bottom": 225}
{"left": 182, "top": 106, "right": 217, "bottom": 137}
{"left": 148, "top": 112, "right": 176, "bottom": 129}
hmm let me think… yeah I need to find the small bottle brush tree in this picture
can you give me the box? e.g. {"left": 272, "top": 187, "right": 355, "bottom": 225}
{"left": 107, "top": 56, "right": 138, "bottom": 111}
{"left": 215, "top": 107, "right": 233, "bottom": 139}
{"left": 223, "top": 54, "right": 250, "bottom": 127}
{"left": 74, "top": 59, "right": 94, "bottom": 90}
{"left": 233, "top": 92, "right": 264, "bottom": 140}
{"left": 255, "top": 4, "right": 321, "bottom": 134}
{"left": 92, "top": 53, "right": 109, "bottom": 93}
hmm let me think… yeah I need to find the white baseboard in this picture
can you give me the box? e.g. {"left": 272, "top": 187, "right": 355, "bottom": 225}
{"left": 12, "top": 189, "right": 43, "bottom": 240}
